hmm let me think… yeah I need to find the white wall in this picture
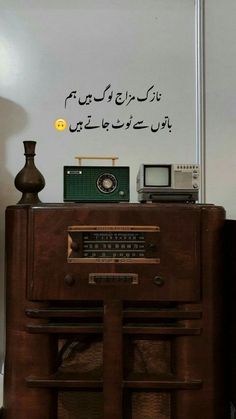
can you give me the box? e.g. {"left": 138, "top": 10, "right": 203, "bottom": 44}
{"left": 0, "top": 0, "right": 197, "bottom": 207}
{"left": 0, "top": 0, "right": 236, "bottom": 403}
{"left": 205, "top": 0, "right": 236, "bottom": 218}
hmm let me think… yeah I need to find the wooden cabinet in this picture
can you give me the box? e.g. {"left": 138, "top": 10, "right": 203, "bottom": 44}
{"left": 3, "top": 203, "right": 228, "bottom": 418}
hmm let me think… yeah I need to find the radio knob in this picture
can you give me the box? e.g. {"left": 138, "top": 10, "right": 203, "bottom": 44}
{"left": 119, "top": 190, "right": 125, "bottom": 197}
{"left": 193, "top": 183, "right": 199, "bottom": 189}
{"left": 193, "top": 173, "right": 198, "bottom": 179}
{"left": 153, "top": 276, "right": 164, "bottom": 286}
{"left": 64, "top": 274, "right": 75, "bottom": 286}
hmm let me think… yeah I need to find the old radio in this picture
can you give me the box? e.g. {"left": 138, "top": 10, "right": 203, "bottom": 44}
{"left": 64, "top": 156, "right": 129, "bottom": 202}
{"left": 5, "top": 203, "right": 227, "bottom": 419}
{"left": 137, "top": 163, "right": 200, "bottom": 202}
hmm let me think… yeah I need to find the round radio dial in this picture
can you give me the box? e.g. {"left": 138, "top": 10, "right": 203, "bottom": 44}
{"left": 97, "top": 173, "right": 117, "bottom": 194}
{"left": 102, "top": 178, "right": 113, "bottom": 189}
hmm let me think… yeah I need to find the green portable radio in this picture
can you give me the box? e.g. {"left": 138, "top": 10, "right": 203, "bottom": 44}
{"left": 64, "top": 156, "right": 130, "bottom": 203}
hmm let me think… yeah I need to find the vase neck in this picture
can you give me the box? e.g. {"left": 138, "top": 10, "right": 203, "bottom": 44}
{"left": 23, "top": 141, "right": 36, "bottom": 156}
{"left": 25, "top": 155, "right": 35, "bottom": 165}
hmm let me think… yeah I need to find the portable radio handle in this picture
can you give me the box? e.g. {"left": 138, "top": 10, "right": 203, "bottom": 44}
{"left": 75, "top": 156, "right": 119, "bottom": 166}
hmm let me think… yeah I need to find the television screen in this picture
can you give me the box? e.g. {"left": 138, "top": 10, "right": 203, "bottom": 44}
{"left": 145, "top": 166, "right": 170, "bottom": 187}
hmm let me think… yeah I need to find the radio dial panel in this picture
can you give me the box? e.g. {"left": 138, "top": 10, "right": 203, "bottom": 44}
{"left": 68, "top": 225, "right": 160, "bottom": 264}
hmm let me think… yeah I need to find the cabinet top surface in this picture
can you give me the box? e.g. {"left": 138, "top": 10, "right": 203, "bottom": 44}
{"left": 6, "top": 202, "right": 222, "bottom": 211}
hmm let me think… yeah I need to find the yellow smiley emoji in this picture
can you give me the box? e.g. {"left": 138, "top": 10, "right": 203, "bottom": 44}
{"left": 54, "top": 118, "right": 67, "bottom": 131}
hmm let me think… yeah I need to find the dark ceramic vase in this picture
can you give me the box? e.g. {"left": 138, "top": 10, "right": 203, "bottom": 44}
{"left": 14, "top": 141, "right": 45, "bottom": 204}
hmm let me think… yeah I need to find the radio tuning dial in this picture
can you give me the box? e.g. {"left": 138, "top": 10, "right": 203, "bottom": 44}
{"left": 102, "top": 178, "right": 113, "bottom": 189}
{"left": 97, "top": 173, "right": 117, "bottom": 194}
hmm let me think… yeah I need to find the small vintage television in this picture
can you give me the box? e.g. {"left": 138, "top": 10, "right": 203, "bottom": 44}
{"left": 136, "top": 164, "right": 200, "bottom": 203}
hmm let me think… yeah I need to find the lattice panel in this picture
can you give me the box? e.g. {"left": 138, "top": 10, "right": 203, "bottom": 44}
{"left": 124, "top": 337, "right": 172, "bottom": 376}
{"left": 130, "top": 392, "right": 171, "bottom": 419}
{"left": 57, "top": 337, "right": 172, "bottom": 418}
{"left": 58, "top": 392, "right": 103, "bottom": 419}
{"left": 58, "top": 338, "right": 103, "bottom": 375}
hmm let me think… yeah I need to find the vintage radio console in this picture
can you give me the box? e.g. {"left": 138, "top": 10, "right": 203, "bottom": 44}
{"left": 3, "top": 203, "right": 228, "bottom": 419}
